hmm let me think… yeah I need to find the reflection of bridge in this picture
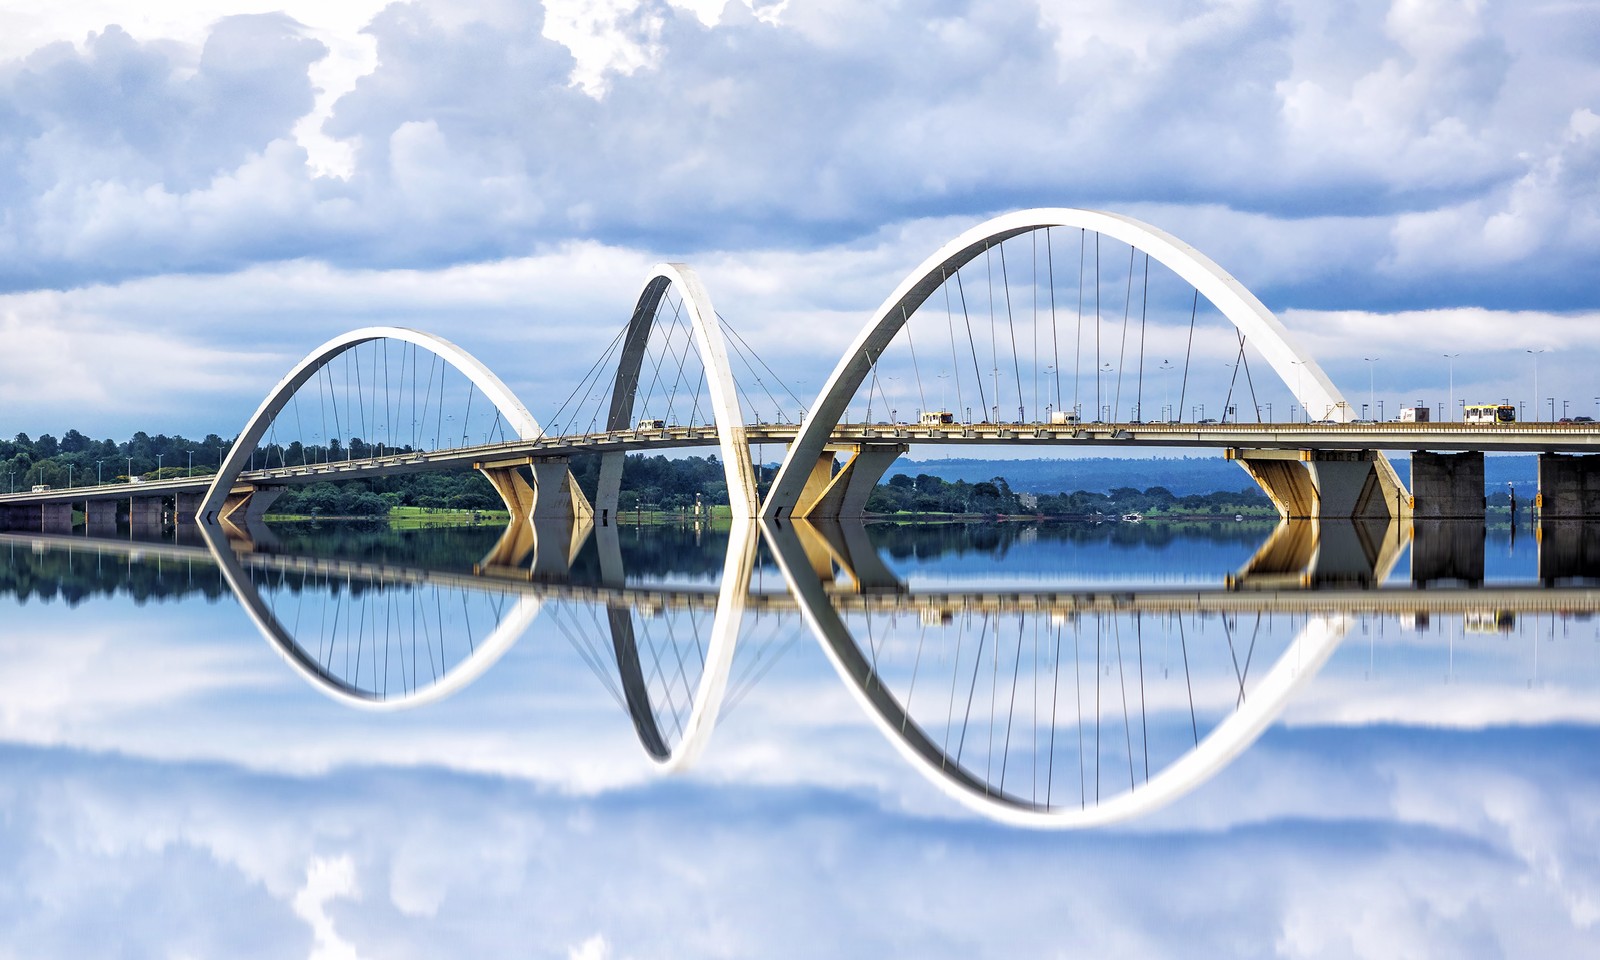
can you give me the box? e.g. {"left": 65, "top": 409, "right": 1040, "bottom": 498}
{"left": 8, "top": 514, "right": 1598, "bottom": 829}
{"left": 7, "top": 208, "right": 1600, "bottom": 540}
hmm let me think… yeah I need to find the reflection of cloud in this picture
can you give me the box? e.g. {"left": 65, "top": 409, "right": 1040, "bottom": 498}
{"left": 294, "top": 855, "right": 363, "bottom": 960}
{"left": 2, "top": 722, "right": 1597, "bottom": 957}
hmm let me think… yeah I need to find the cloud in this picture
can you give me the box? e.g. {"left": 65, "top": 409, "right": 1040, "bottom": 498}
{"left": 0, "top": 0, "right": 1595, "bottom": 315}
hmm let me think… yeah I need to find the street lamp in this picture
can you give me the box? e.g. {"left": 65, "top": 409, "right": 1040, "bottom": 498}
{"left": 66, "top": 464, "right": 73, "bottom": 488}
{"left": 1158, "top": 360, "right": 1174, "bottom": 421}
{"left": 1363, "top": 357, "right": 1379, "bottom": 423}
{"left": 126, "top": 456, "right": 134, "bottom": 482}
{"left": 97, "top": 460, "right": 105, "bottom": 485}
{"left": 1527, "top": 349, "right": 1545, "bottom": 420}
{"left": 1443, "top": 353, "right": 1461, "bottom": 421}
{"left": 156, "top": 454, "right": 164, "bottom": 478}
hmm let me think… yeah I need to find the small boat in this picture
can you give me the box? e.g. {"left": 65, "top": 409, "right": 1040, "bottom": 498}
{"left": 1121, "top": 513, "right": 1143, "bottom": 522}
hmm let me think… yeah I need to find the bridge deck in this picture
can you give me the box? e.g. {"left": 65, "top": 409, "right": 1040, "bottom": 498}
{"left": 5, "top": 420, "right": 1600, "bottom": 508}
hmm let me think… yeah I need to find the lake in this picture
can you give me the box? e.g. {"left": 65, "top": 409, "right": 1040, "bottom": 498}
{"left": 2, "top": 515, "right": 1597, "bottom": 957}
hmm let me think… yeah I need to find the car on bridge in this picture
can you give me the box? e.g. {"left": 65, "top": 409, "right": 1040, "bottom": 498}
{"left": 30, "top": 484, "right": 51, "bottom": 493}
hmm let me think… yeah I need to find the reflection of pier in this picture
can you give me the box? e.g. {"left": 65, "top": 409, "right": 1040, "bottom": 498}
{"left": 7, "top": 529, "right": 1600, "bottom": 618}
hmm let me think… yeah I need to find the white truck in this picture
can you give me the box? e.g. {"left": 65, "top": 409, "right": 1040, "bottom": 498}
{"left": 1398, "top": 407, "right": 1431, "bottom": 423}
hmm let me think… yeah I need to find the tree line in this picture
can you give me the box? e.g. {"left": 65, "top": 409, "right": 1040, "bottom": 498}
{"left": 4, "top": 429, "right": 1272, "bottom": 518}
{"left": 865, "top": 473, "right": 1273, "bottom": 517}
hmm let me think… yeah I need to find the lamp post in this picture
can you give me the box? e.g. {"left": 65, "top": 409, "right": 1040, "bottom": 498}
{"left": 126, "top": 456, "right": 133, "bottom": 482}
{"left": 1363, "top": 357, "right": 1379, "bottom": 424}
{"left": 1443, "top": 353, "right": 1460, "bottom": 421}
{"left": 156, "top": 454, "right": 164, "bottom": 479}
{"left": 97, "top": 460, "right": 104, "bottom": 485}
{"left": 1527, "top": 349, "right": 1545, "bottom": 420}
{"left": 1158, "top": 360, "right": 1174, "bottom": 421}
{"left": 66, "top": 464, "right": 73, "bottom": 489}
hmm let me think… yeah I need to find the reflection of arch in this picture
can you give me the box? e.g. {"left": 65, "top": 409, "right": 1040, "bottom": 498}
{"left": 596, "top": 264, "right": 760, "bottom": 519}
{"left": 198, "top": 326, "right": 542, "bottom": 526}
{"left": 196, "top": 521, "right": 539, "bottom": 710}
{"left": 603, "top": 517, "right": 760, "bottom": 769}
{"left": 764, "top": 208, "right": 1374, "bottom": 518}
{"left": 762, "top": 519, "right": 1352, "bottom": 828}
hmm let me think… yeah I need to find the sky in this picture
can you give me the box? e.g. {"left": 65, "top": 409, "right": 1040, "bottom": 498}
{"left": 1, "top": 0, "right": 1599, "bottom": 440}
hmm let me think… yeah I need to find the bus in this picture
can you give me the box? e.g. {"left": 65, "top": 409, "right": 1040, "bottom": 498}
{"left": 1464, "top": 404, "right": 1516, "bottom": 425}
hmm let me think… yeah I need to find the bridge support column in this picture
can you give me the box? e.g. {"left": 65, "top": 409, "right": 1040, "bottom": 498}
{"left": 596, "top": 452, "right": 624, "bottom": 525}
{"left": 480, "top": 458, "right": 592, "bottom": 523}
{"left": 86, "top": 500, "right": 118, "bottom": 531}
{"left": 531, "top": 458, "right": 593, "bottom": 521}
{"left": 790, "top": 443, "right": 908, "bottom": 520}
{"left": 129, "top": 496, "right": 164, "bottom": 528}
{"left": 1410, "top": 452, "right": 1485, "bottom": 520}
{"left": 174, "top": 492, "right": 203, "bottom": 524}
{"left": 1228, "top": 448, "right": 1408, "bottom": 522}
{"left": 1228, "top": 450, "right": 1318, "bottom": 519}
{"left": 478, "top": 465, "right": 537, "bottom": 521}
{"left": 40, "top": 502, "right": 73, "bottom": 532}
{"left": 218, "top": 487, "right": 282, "bottom": 527}
{"left": 1537, "top": 453, "right": 1600, "bottom": 518}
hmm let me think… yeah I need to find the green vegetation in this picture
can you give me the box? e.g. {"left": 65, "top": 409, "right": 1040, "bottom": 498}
{"left": 1, "top": 430, "right": 229, "bottom": 490}
{"left": 5, "top": 430, "right": 1280, "bottom": 523}
{"left": 865, "top": 473, "right": 1274, "bottom": 517}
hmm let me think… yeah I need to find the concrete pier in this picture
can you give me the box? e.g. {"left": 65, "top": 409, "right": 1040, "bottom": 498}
{"left": 1537, "top": 453, "right": 1600, "bottom": 518}
{"left": 129, "top": 496, "right": 164, "bottom": 529}
{"left": 1411, "top": 452, "right": 1486, "bottom": 520}
{"left": 40, "top": 502, "right": 74, "bottom": 532}
{"left": 85, "top": 500, "right": 119, "bottom": 531}
{"left": 174, "top": 492, "right": 203, "bottom": 524}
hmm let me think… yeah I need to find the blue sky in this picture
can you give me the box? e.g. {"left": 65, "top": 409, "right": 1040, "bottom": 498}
{"left": 1, "top": 1, "right": 1599, "bottom": 439}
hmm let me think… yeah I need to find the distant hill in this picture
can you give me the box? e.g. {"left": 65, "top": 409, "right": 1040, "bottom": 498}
{"left": 892, "top": 454, "right": 1542, "bottom": 496}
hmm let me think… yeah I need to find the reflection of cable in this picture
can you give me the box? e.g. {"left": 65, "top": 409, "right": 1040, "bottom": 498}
{"left": 763, "top": 518, "right": 1354, "bottom": 828}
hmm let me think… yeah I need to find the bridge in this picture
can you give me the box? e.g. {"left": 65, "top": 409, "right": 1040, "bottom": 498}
{"left": 7, "top": 208, "right": 1600, "bottom": 536}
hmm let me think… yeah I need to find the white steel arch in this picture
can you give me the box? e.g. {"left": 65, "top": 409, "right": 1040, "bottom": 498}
{"left": 198, "top": 326, "right": 542, "bottom": 524}
{"left": 763, "top": 208, "right": 1367, "bottom": 518}
{"left": 596, "top": 264, "right": 760, "bottom": 519}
